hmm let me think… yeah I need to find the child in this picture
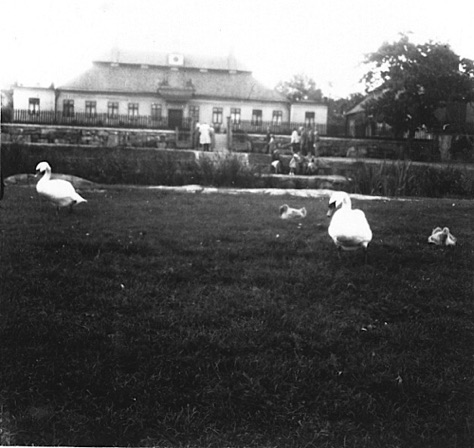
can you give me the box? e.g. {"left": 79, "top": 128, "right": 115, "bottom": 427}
{"left": 289, "top": 153, "right": 299, "bottom": 175}
{"left": 307, "top": 156, "right": 318, "bottom": 174}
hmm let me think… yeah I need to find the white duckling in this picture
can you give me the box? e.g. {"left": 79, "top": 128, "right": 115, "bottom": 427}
{"left": 327, "top": 191, "right": 372, "bottom": 260}
{"left": 35, "top": 161, "right": 87, "bottom": 212}
{"left": 428, "top": 227, "right": 457, "bottom": 246}
{"left": 279, "top": 204, "right": 307, "bottom": 219}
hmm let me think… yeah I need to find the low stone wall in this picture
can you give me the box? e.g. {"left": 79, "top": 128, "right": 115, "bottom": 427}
{"left": 248, "top": 134, "right": 443, "bottom": 162}
{"left": 1, "top": 123, "right": 184, "bottom": 149}
{"left": 4, "top": 122, "right": 470, "bottom": 163}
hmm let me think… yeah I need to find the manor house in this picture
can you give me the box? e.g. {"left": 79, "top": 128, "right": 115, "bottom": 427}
{"left": 11, "top": 49, "right": 327, "bottom": 134}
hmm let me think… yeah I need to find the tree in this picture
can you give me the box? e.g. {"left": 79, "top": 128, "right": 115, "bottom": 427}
{"left": 275, "top": 74, "right": 323, "bottom": 102}
{"left": 362, "top": 34, "right": 474, "bottom": 138}
{"left": 327, "top": 93, "right": 365, "bottom": 134}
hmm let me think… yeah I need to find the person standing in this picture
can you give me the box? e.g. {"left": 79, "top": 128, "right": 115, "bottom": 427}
{"left": 268, "top": 134, "right": 277, "bottom": 154}
{"left": 290, "top": 127, "right": 300, "bottom": 153}
{"left": 307, "top": 126, "right": 315, "bottom": 156}
{"left": 300, "top": 126, "right": 309, "bottom": 156}
{"left": 265, "top": 127, "right": 271, "bottom": 153}
{"left": 199, "top": 123, "right": 212, "bottom": 152}
{"left": 314, "top": 129, "right": 320, "bottom": 156}
{"left": 194, "top": 122, "right": 201, "bottom": 149}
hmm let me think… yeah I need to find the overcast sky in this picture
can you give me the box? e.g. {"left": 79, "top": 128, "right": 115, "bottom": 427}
{"left": 2, "top": 0, "right": 474, "bottom": 98}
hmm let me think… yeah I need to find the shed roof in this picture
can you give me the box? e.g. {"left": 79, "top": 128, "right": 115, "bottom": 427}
{"left": 345, "top": 90, "right": 385, "bottom": 115}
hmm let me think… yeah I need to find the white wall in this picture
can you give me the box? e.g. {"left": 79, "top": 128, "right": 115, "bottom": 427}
{"left": 192, "top": 99, "right": 290, "bottom": 128}
{"left": 53, "top": 92, "right": 289, "bottom": 124}
{"left": 56, "top": 91, "right": 167, "bottom": 115}
{"left": 290, "top": 103, "right": 328, "bottom": 125}
{"left": 12, "top": 86, "right": 326, "bottom": 128}
{"left": 13, "top": 87, "right": 55, "bottom": 111}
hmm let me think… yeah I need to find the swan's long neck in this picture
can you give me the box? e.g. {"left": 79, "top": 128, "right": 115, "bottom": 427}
{"left": 340, "top": 197, "right": 352, "bottom": 210}
{"left": 39, "top": 167, "right": 52, "bottom": 183}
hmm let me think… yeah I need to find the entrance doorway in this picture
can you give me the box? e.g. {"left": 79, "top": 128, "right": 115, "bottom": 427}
{"left": 168, "top": 109, "right": 183, "bottom": 129}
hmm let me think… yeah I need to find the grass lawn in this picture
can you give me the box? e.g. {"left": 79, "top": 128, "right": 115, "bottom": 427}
{"left": 0, "top": 185, "right": 473, "bottom": 447}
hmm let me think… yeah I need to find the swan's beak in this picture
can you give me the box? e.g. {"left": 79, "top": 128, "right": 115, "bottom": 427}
{"left": 35, "top": 169, "right": 40, "bottom": 177}
{"left": 327, "top": 203, "right": 336, "bottom": 218}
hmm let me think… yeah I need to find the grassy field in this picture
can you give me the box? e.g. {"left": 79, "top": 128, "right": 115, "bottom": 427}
{"left": 0, "top": 184, "right": 473, "bottom": 447}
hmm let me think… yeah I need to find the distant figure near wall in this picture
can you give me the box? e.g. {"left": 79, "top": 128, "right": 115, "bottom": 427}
{"left": 199, "top": 123, "right": 212, "bottom": 152}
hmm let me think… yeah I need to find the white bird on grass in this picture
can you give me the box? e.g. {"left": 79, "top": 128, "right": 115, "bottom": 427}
{"left": 428, "top": 227, "right": 457, "bottom": 246}
{"left": 279, "top": 204, "right": 307, "bottom": 219}
{"left": 35, "top": 161, "right": 87, "bottom": 213}
{"left": 327, "top": 191, "right": 372, "bottom": 261}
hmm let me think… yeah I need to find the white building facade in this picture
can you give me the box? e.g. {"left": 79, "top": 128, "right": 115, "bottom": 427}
{"left": 10, "top": 50, "right": 328, "bottom": 134}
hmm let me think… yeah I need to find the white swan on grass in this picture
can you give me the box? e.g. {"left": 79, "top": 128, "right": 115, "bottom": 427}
{"left": 279, "top": 204, "right": 307, "bottom": 219}
{"left": 35, "top": 161, "right": 87, "bottom": 212}
{"left": 327, "top": 191, "right": 372, "bottom": 260}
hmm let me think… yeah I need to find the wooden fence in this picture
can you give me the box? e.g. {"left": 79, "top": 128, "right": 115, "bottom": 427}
{"left": 12, "top": 110, "right": 193, "bottom": 130}
{"left": 10, "top": 110, "right": 328, "bottom": 136}
{"left": 229, "top": 120, "right": 327, "bottom": 136}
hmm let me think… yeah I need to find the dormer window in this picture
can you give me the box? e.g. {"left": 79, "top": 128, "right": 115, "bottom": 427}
{"left": 200, "top": 68, "right": 208, "bottom": 73}
{"left": 141, "top": 64, "right": 149, "bottom": 69}
{"left": 111, "top": 62, "right": 119, "bottom": 67}
{"left": 229, "top": 70, "right": 237, "bottom": 74}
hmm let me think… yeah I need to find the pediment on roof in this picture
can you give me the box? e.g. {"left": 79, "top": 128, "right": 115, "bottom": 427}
{"left": 157, "top": 85, "right": 195, "bottom": 101}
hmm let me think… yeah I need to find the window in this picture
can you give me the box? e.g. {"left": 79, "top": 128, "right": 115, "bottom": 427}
{"left": 189, "top": 105, "right": 200, "bottom": 122}
{"left": 28, "top": 98, "right": 40, "bottom": 115}
{"left": 63, "top": 99, "right": 74, "bottom": 117}
{"left": 85, "top": 101, "right": 97, "bottom": 118}
{"left": 212, "top": 107, "right": 223, "bottom": 124}
{"left": 305, "top": 112, "right": 315, "bottom": 127}
{"left": 251, "top": 109, "right": 262, "bottom": 126}
{"left": 108, "top": 101, "right": 119, "bottom": 118}
{"left": 151, "top": 103, "right": 162, "bottom": 120}
{"left": 272, "top": 110, "right": 282, "bottom": 126}
{"left": 128, "top": 103, "right": 139, "bottom": 118}
{"left": 230, "top": 108, "right": 241, "bottom": 124}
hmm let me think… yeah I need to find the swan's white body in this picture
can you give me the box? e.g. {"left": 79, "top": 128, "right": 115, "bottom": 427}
{"left": 35, "top": 161, "right": 87, "bottom": 211}
{"left": 280, "top": 204, "right": 307, "bottom": 219}
{"left": 428, "top": 227, "right": 457, "bottom": 246}
{"left": 327, "top": 191, "right": 372, "bottom": 254}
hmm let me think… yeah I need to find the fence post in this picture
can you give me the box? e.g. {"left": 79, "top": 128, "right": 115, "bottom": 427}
{"left": 189, "top": 118, "right": 195, "bottom": 149}
{"left": 227, "top": 116, "right": 232, "bottom": 151}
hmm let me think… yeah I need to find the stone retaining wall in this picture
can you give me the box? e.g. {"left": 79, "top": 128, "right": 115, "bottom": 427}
{"left": 259, "top": 134, "right": 442, "bottom": 162}
{"left": 3, "top": 123, "right": 442, "bottom": 161}
{"left": 1, "top": 123, "right": 183, "bottom": 148}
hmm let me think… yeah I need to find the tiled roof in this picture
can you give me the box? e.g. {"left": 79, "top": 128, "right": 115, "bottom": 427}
{"left": 345, "top": 90, "right": 385, "bottom": 115}
{"left": 59, "top": 63, "right": 288, "bottom": 103}
{"left": 94, "top": 49, "right": 251, "bottom": 73}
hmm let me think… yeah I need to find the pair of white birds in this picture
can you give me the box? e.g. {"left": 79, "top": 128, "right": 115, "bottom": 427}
{"left": 35, "top": 161, "right": 87, "bottom": 212}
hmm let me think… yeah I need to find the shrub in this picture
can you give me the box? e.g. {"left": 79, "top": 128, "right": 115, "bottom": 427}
{"left": 409, "top": 165, "right": 474, "bottom": 198}
{"left": 351, "top": 160, "right": 474, "bottom": 198}
{"left": 188, "top": 154, "right": 259, "bottom": 188}
{"left": 351, "top": 160, "right": 414, "bottom": 197}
